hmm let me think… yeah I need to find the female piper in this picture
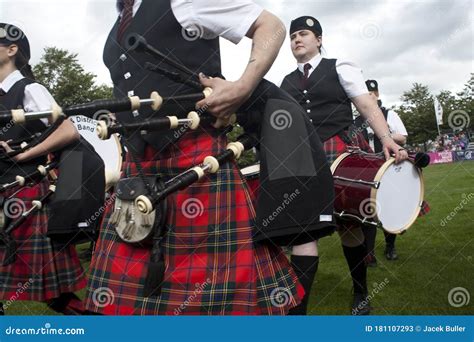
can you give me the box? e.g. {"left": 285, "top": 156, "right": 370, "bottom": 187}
{"left": 281, "top": 16, "right": 408, "bottom": 315}
{"left": 84, "top": 0, "right": 303, "bottom": 315}
{"left": 0, "top": 23, "right": 86, "bottom": 315}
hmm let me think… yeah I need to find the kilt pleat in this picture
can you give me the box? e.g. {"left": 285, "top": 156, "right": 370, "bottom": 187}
{"left": 0, "top": 181, "right": 86, "bottom": 302}
{"left": 85, "top": 129, "right": 303, "bottom": 315}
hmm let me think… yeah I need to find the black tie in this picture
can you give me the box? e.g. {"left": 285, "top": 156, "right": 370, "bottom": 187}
{"left": 117, "top": 0, "right": 135, "bottom": 43}
{"left": 302, "top": 63, "right": 312, "bottom": 89}
{"left": 0, "top": 89, "right": 6, "bottom": 96}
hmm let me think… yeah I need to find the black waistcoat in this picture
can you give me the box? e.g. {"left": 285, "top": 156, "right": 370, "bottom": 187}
{"left": 103, "top": 0, "right": 222, "bottom": 155}
{"left": 281, "top": 58, "right": 353, "bottom": 142}
{"left": 354, "top": 101, "right": 388, "bottom": 153}
{"left": 0, "top": 78, "right": 47, "bottom": 182}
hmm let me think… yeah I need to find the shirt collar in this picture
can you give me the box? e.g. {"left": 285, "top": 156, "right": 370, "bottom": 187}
{"left": 297, "top": 53, "right": 322, "bottom": 73}
{"left": 0, "top": 70, "right": 24, "bottom": 94}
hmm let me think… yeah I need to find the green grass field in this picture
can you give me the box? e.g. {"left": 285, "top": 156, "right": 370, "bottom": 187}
{"left": 4, "top": 162, "right": 474, "bottom": 315}
{"left": 313, "top": 161, "right": 474, "bottom": 315}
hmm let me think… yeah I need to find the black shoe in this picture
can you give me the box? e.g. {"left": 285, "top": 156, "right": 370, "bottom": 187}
{"left": 365, "top": 253, "right": 377, "bottom": 268}
{"left": 351, "top": 292, "right": 371, "bottom": 315}
{"left": 385, "top": 245, "right": 398, "bottom": 260}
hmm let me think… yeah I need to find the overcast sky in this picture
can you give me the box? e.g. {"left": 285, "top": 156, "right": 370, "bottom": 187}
{"left": 1, "top": 0, "right": 472, "bottom": 105}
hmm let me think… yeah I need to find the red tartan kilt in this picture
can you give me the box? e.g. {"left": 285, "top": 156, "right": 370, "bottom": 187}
{"left": 322, "top": 132, "right": 372, "bottom": 165}
{"left": 85, "top": 129, "right": 303, "bottom": 315}
{"left": 419, "top": 200, "right": 430, "bottom": 217}
{"left": 0, "top": 180, "right": 86, "bottom": 302}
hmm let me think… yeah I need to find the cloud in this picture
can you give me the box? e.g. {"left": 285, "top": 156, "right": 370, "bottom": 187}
{"left": 1, "top": 0, "right": 117, "bottom": 85}
{"left": 1, "top": 0, "right": 471, "bottom": 106}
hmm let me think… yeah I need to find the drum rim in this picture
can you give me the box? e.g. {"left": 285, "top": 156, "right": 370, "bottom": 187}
{"left": 331, "top": 152, "right": 425, "bottom": 234}
{"left": 71, "top": 116, "right": 123, "bottom": 191}
{"left": 105, "top": 133, "right": 124, "bottom": 191}
{"left": 371, "top": 157, "right": 425, "bottom": 234}
{"left": 110, "top": 133, "right": 123, "bottom": 175}
{"left": 330, "top": 152, "right": 351, "bottom": 174}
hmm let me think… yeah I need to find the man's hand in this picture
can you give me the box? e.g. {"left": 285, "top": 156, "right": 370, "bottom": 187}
{"left": 196, "top": 73, "right": 252, "bottom": 125}
{"left": 382, "top": 138, "right": 409, "bottom": 164}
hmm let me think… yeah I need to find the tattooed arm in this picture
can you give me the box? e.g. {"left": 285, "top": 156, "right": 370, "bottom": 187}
{"left": 197, "top": 10, "right": 286, "bottom": 118}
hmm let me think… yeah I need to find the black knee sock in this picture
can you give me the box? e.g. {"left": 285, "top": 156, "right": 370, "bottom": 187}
{"left": 288, "top": 255, "right": 319, "bottom": 315}
{"left": 342, "top": 244, "right": 367, "bottom": 294}
{"left": 384, "top": 232, "right": 396, "bottom": 247}
{"left": 362, "top": 226, "right": 377, "bottom": 256}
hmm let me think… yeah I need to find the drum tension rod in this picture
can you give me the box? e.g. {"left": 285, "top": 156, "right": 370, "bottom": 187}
{"left": 333, "top": 176, "right": 380, "bottom": 189}
{"left": 334, "top": 211, "right": 379, "bottom": 227}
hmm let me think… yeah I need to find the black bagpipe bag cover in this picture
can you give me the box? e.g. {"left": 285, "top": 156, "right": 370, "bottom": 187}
{"left": 47, "top": 137, "right": 105, "bottom": 246}
{"left": 239, "top": 80, "right": 336, "bottom": 245}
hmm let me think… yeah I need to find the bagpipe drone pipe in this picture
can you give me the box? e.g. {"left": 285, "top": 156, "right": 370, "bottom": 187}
{"left": 0, "top": 134, "right": 106, "bottom": 250}
{"left": 118, "top": 33, "right": 337, "bottom": 245}
{"left": 0, "top": 32, "right": 338, "bottom": 246}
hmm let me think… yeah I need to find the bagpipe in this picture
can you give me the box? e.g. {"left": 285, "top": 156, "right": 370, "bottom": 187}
{"left": 0, "top": 112, "right": 106, "bottom": 249}
{"left": 0, "top": 161, "right": 57, "bottom": 194}
{"left": 0, "top": 32, "right": 335, "bottom": 255}
{"left": 135, "top": 134, "right": 256, "bottom": 216}
{"left": 35, "top": 32, "right": 336, "bottom": 297}
{"left": 96, "top": 105, "right": 243, "bottom": 141}
{"left": 128, "top": 34, "right": 430, "bottom": 242}
{"left": 0, "top": 138, "right": 105, "bottom": 250}
{"left": 105, "top": 33, "right": 336, "bottom": 246}
{"left": 0, "top": 117, "right": 64, "bottom": 161}
{"left": 0, "top": 185, "right": 56, "bottom": 266}
{"left": 0, "top": 88, "right": 209, "bottom": 126}
{"left": 109, "top": 133, "right": 256, "bottom": 298}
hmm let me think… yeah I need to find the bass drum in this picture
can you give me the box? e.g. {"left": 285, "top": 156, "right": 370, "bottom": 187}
{"left": 331, "top": 152, "right": 424, "bottom": 234}
{"left": 70, "top": 115, "right": 122, "bottom": 190}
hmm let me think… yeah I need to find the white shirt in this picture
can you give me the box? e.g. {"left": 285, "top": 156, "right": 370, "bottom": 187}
{"left": 365, "top": 107, "right": 407, "bottom": 136}
{"left": 297, "top": 53, "right": 368, "bottom": 99}
{"left": 385, "top": 109, "right": 408, "bottom": 136}
{"left": 0, "top": 70, "right": 54, "bottom": 125}
{"left": 118, "top": 0, "right": 263, "bottom": 44}
{"left": 365, "top": 107, "right": 408, "bottom": 150}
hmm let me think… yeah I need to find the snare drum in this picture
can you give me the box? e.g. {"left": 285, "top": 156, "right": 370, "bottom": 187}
{"left": 331, "top": 152, "right": 424, "bottom": 234}
{"left": 241, "top": 163, "right": 260, "bottom": 200}
{"left": 70, "top": 116, "right": 122, "bottom": 190}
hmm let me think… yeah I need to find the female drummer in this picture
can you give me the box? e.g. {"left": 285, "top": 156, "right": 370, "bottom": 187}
{"left": 281, "top": 16, "right": 408, "bottom": 315}
{"left": 0, "top": 23, "right": 86, "bottom": 315}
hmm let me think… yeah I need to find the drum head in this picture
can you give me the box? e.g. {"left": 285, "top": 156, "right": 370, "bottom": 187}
{"left": 373, "top": 160, "right": 423, "bottom": 233}
{"left": 70, "top": 116, "right": 122, "bottom": 189}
